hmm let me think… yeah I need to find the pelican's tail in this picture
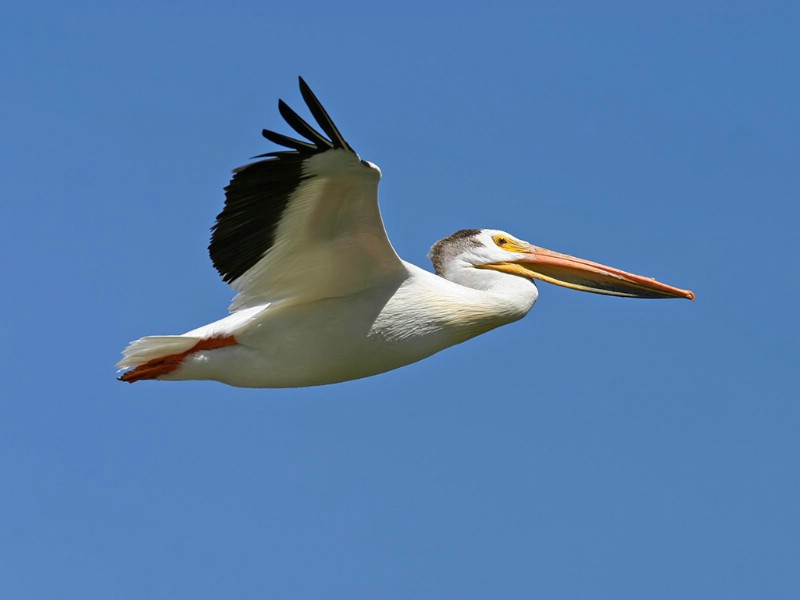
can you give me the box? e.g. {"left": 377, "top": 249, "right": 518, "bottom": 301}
{"left": 117, "top": 335, "right": 236, "bottom": 383}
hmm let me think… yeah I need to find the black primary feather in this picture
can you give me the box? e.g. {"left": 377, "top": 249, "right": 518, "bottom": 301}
{"left": 277, "top": 99, "right": 333, "bottom": 149}
{"left": 298, "top": 76, "right": 352, "bottom": 151}
{"left": 260, "top": 128, "right": 317, "bottom": 153}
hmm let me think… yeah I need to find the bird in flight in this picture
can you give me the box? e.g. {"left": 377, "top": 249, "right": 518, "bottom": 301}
{"left": 118, "top": 78, "right": 694, "bottom": 388}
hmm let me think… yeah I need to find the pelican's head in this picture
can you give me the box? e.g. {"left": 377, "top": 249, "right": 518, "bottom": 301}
{"left": 429, "top": 229, "right": 695, "bottom": 299}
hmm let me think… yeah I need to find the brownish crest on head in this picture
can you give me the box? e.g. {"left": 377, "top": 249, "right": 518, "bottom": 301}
{"left": 428, "top": 229, "right": 483, "bottom": 275}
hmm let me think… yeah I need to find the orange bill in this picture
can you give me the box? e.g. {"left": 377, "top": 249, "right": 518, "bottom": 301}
{"left": 481, "top": 245, "right": 695, "bottom": 299}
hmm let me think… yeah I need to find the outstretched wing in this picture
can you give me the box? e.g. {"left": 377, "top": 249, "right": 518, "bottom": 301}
{"left": 209, "top": 77, "right": 405, "bottom": 312}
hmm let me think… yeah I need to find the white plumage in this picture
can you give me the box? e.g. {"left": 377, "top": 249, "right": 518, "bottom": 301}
{"left": 118, "top": 78, "right": 693, "bottom": 388}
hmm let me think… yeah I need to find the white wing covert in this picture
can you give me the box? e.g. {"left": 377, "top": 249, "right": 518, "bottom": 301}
{"left": 209, "top": 77, "right": 404, "bottom": 312}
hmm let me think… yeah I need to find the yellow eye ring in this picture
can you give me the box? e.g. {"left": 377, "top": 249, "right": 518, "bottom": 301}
{"left": 493, "top": 235, "right": 508, "bottom": 247}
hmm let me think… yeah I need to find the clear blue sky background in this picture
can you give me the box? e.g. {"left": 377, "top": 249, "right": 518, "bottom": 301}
{"left": 2, "top": 2, "right": 798, "bottom": 598}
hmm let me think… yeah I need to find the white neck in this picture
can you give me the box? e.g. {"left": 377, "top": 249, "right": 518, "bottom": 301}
{"left": 449, "top": 266, "right": 538, "bottom": 318}
{"left": 399, "top": 263, "right": 539, "bottom": 334}
{"left": 368, "top": 263, "right": 539, "bottom": 361}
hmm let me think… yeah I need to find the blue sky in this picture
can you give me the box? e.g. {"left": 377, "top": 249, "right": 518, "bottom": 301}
{"left": 2, "top": 2, "right": 799, "bottom": 598}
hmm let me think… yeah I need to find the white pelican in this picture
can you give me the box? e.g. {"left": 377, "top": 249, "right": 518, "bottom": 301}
{"left": 118, "top": 78, "right": 694, "bottom": 388}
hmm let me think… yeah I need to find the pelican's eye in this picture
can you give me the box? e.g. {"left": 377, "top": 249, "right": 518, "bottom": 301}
{"left": 493, "top": 235, "right": 509, "bottom": 248}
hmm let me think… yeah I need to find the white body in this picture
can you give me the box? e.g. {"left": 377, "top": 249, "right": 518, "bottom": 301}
{"left": 167, "top": 263, "right": 537, "bottom": 387}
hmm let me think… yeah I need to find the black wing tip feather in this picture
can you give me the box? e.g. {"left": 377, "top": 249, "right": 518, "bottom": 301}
{"left": 276, "top": 99, "right": 333, "bottom": 151}
{"left": 293, "top": 76, "right": 351, "bottom": 151}
{"left": 252, "top": 78, "right": 354, "bottom": 157}
{"left": 260, "top": 128, "right": 317, "bottom": 153}
{"left": 297, "top": 77, "right": 353, "bottom": 152}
